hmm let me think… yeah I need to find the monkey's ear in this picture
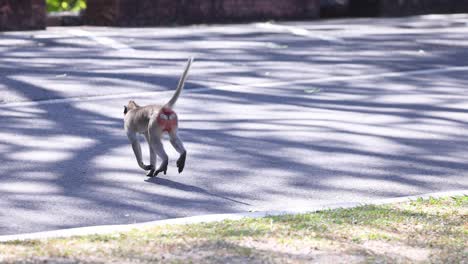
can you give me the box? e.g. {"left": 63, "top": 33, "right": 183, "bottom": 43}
{"left": 123, "top": 106, "right": 128, "bottom": 114}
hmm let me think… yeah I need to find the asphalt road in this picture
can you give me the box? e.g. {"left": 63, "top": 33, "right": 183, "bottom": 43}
{"left": 1, "top": 14, "right": 467, "bottom": 235}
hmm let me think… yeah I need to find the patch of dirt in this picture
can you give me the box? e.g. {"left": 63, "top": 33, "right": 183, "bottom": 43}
{"left": 361, "top": 240, "right": 431, "bottom": 262}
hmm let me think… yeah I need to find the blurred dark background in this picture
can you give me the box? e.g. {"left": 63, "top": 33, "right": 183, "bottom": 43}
{"left": 1, "top": 0, "right": 468, "bottom": 30}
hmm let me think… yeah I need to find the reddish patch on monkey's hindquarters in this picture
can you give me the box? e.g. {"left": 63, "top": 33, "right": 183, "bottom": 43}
{"left": 157, "top": 108, "right": 178, "bottom": 132}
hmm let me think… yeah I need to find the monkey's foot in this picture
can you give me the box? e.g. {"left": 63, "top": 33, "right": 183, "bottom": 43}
{"left": 153, "top": 161, "right": 168, "bottom": 177}
{"left": 146, "top": 168, "right": 155, "bottom": 177}
{"left": 177, "top": 152, "right": 186, "bottom": 173}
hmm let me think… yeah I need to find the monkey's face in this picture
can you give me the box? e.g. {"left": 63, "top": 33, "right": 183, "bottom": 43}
{"left": 124, "top": 100, "right": 139, "bottom": 115}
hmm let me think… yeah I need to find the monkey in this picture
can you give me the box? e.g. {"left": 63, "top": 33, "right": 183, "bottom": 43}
{"left": 123, "top": 58, "right": 193, "bottom": 177}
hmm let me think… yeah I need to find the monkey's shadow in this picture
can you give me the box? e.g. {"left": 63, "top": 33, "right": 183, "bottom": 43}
{"left": 145, "top": 177, "right": 250, "bottom": 206}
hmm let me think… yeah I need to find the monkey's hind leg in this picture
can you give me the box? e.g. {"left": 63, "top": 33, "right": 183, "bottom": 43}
{"left": 170, "top": 131, "right": 187, "bottom": 173}
{"left": 148, "top": 134, "right": 169, "bottom": 177}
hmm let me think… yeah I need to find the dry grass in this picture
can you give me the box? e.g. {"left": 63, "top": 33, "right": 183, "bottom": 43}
{"left": 1, "top": 196, "right": 466, "bottom": 264}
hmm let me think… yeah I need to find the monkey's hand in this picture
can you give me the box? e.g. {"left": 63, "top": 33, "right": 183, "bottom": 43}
{"left": 151, "top": 160, "right": 168, "bottom": 177}
{"left": 177, "top": 152, "right": 186, "bottom": 173}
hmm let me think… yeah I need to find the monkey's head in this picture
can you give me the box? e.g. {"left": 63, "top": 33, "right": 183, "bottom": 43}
{"left": 124, "top": 100, "right": 140, "bottom": 115}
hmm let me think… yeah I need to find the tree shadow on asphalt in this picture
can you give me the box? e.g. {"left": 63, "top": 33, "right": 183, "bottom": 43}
{"left": 146, "top": 177, "right": 251, "bottom": 206}
{"left": 0, "top": 16, "right": 467, "bottom": 235}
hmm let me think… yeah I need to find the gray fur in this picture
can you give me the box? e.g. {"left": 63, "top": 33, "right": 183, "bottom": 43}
{"left": 123, "top": 58, "right": 193, "bottom": 177}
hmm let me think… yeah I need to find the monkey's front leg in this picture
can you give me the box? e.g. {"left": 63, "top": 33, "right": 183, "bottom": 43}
{"left": 144, "top": 133, "right": 156, "bottom": 176}
{"left": 127, "top": 132, "right": 153, "bottom": 171}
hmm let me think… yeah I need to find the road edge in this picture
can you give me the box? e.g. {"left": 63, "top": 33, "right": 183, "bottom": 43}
{"left": 1, "top": 189, "right": 466, "bottom": 242}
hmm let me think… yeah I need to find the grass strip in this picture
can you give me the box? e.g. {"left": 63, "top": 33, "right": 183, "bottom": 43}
{"left": 1, "top": 196, "right": 466, "bottom": 263}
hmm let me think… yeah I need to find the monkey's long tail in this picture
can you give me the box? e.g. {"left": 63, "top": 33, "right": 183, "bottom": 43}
{"left": 165, "top": 57, "right": 194, "bottom": 109}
